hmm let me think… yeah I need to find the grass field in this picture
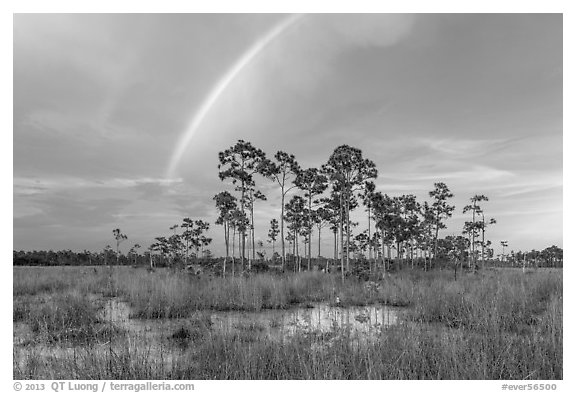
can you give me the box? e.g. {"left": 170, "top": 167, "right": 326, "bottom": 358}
{"left": 13, "top": 266, "right": 562, "bottom": 379}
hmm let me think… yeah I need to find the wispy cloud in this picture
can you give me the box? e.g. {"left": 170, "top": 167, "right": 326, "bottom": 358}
{"left": 423, "top": 137, "right": 515, "bottom": 158}
{"left": 13, "top": 14, "right": 562, "bottom": 253}
{"left": 382, "top": 165, "right": 515, "bottom": 183}
{"left": 194, "top": 14, "right": 417, "bottom": 148}
{"left": 14, "top": 176, "right": 182, "bottom": 194}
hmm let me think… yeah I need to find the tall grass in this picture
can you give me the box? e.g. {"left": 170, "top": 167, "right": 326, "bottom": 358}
{"left": 14, "top": 310, "right": 562, "bottom": 379}
{"left": 124, "top": 271, "right": 337, "bottom": 317}
{"left": 13, "top": 266, "right": 110, "bottom": 297}
{"left": 407, "top": 269, "right": 562, "bottom": 333}
{"left": 181, "top": 315, "right": 561, "bottom": 379}
{"left": 14, "top": 289, "right": 119, "bottom": 345}
{"left": 13, "top": 266, "right": 562, "bottom": 379}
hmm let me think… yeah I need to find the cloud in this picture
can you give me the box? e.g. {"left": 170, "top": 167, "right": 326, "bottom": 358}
{"left": 14, "top": 176, "right": 182, "bottom": 193}
{"left": 13, "top": 14, "right": 562, "bottom": 253}
{"left": 382, "top": 165, "right": 514, "bottom": 183}
{"left": 495, "top": 175, "right": 563, "bottom": 198}
{"left": 265, "top": 14, "right": 416, "bottom": 90}
{"left": 14, "top": 196, "right": 129, "bottom": 228}
{"left": 424, "top": 137, "right": 515, "bottom": 159}
{"left": 201, "top": 14, "right": 416, "bottom": 142}
{"left": 13, "top": 176, "right": 185, "bottom": 230}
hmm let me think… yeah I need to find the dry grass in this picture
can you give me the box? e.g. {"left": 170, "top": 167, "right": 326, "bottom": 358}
{"left": 13, "top": 266, "right": 562, "bottom": 379}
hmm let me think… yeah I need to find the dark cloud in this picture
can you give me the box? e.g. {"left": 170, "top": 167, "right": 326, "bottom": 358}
{"left": 13, "top": 14, "right": 562, "bottom": 253}
{"left": 19, "top": 193, "right": 129, "bottom": 227}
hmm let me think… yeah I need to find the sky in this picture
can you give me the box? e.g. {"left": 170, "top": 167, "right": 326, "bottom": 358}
{"left": 13, "top": 13, "right": 563, "bottom": 255}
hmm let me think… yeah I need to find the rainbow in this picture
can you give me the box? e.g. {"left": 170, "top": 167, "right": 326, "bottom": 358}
{"left": 166, "top": 14, "right": 304, "bottom": 178}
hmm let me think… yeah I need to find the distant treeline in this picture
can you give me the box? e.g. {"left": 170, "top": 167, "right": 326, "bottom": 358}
{"left": 14, "top": 142, "right": 563, "bottom": 274}
{"left": 13, "top": 249, "right": 139, "bottom": 267}
{"left": 13, "top": 244, "right": 562, "bottom": 269}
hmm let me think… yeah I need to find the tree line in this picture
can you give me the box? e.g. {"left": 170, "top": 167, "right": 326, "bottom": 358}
{"left": 210, "top": 140, "right": 561, "bottom": 278}
{"left": 12, "top": 244, "right": 563, "bottom": 269}
{"left": 13, "top": 140, "right": 563, "bottom": 274}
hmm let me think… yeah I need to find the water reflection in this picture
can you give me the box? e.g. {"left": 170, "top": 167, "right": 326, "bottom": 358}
{"left": 210, "top": 303, "right": 399, "bottom": 340}
{"left": 14, "top": 299, "right": 401, "bottom": 375}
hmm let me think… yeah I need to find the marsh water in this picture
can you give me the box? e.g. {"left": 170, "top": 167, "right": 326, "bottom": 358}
{"left": 103, "top": 299, "right": 400, "bottom": 339}
{"left": 14, "top": 298, "right": 401, "bottom": 373}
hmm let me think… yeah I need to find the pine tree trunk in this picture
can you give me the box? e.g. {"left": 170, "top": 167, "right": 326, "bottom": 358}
{"left": 231, "top": 225, "right": 236, "bottom": 276}
{"left": 481, "top": 221, "right": 485, "bottom": 270}
{"left": 380, "top": 228, "right": 386, "bottom": 274}
{"left": 296, "top": 230, "right": 300, "bottom": 272}
{"left": 368, "top": 207, "right": 372, "bottom": 273}
{"left": 241, "top": 180, "right": 246, "bottom": 268}
{"left": 223, "top": 222, "right": 229, "bottom": 277}
{"left": 345, "top": 192, "right": 351, "bottom": 273}
{"left": 240, "top": 228, "right": 244, "bottom": 271}
{"left": 434, "top": 224, "right": 439, "bottom": 264}
{"left": 308, "top": 194, "right": 312, "bottom": 271}
{"left": 250, "top": 195, "right": 255, "bottom": 270}
{"left": 471, "top": 205, "right": 476, "bottom": 269}
{"left": 318, "top": 226, "right": 321, "bottom": 258}
{"left": 281, "top": 188, "right": 286, "bottom": 270}
{"left": 396, "top": 241, "right": 401, "bottom": 271}
{"left": 333, "top": 229, "right": 337, "bottom": 272}
{"left": 339, "top": 193, "right": 345, "bottom": 282}
{"left": 387, "top": 242, "right": 391, "bottom": 271}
